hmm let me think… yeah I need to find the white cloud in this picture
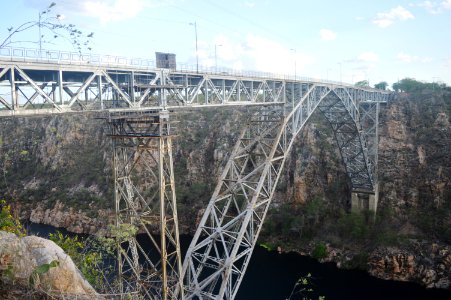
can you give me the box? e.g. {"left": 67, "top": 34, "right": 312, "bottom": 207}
{"left": 442, "top": 0, "right": 451, "bottom": 9}
{"left": 243, "top": 1, "right": 256, "bottom": 8}
{"left": 319, "top": 29, "right": 337, "bottom": 41}
{"left": 410, "top": 0, "right": 451, "bottom": 14}
{"left": 358, "top": 52, "right": 379, "bottom": 63}
{"left": 418, "top": 1, "right": 442, "bottom": 14}
{"left": 82, "top": 0, "right": 146, "bottom": 23}
{"left": 397, "top": 52, "right": 433, "bottom": 63}
{"left": 245, "top": 34, "right": 314, "bottom": 74}
{"left": 373, "top": 6, "right": 414, "bottom": 28}
{"left": 397, "top": 52, "right": 415, "bottom": 63}
{"left": 202, "top": 34, "right": 315, "bottom": 74}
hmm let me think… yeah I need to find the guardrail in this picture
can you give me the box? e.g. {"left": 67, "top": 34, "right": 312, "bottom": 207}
{"left": 0, "top": 47, "right": 334, "bottom": 83}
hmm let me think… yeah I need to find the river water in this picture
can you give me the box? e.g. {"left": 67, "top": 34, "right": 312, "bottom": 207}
{"left": 27, "top": 223, "right": 451, "bottom": 300}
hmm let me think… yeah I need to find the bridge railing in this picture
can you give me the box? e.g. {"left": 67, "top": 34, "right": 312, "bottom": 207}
{"left": 0, "top": 46, "right": 355, "bottom": 86}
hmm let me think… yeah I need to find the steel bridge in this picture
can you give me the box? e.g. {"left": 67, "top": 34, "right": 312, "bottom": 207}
{"left": 0, "top": 47, "right": 389, "bottom": 299}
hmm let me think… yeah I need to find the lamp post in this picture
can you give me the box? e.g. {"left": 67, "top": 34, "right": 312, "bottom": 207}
{"left": 189, "top": 21, "right": 198, "bottom": 73}
{"left": 338, "top": 62, "right": 342, "bottom": 83}
{"left": 38, "top": 12, "right": 42, "bottom": 55}
{"left": 290, "top": 48, "right": 297, "bottom": 80}
{"left": 215, "top": 44, "right": 222, "bottom": 72}
{"left": 326, "top": 68, "right": 331, "bottom": 81}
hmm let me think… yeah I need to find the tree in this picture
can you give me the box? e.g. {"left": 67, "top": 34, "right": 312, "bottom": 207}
{"left": 0, "top": 2, "right": 93, "bottom": 53}
{"left": 393, "top": 78, "right": 448, "bottom": 93}
{"left": 392, "top": 78, "right": 422, "bottom": 92}
{"left": 374, "top": 81, "right": 388, "bottom": 90}
{"left": 355, "top": 80, "right": 369, "bottom": 87}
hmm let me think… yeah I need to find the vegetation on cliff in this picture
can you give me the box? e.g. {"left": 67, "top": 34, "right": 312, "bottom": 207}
{"left": 0, "top": 81, "right": 449, "bottom": 287}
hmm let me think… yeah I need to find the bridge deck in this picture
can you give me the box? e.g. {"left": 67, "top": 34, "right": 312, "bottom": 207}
{"left": 0, "top": 47, "right": 389, "bottom": 117}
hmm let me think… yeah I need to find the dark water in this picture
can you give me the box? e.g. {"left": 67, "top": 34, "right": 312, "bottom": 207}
{"left": 27, "top": 223, "right": 451, "bottom": 300}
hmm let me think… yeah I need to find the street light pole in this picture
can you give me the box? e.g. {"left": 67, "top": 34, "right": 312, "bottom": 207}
{"left": 290, "top": 48, "right": 296, "bottom": 80}
{"left": 189, "top": 21, "right": 199, "bottom": 73}
{"left": 38, "top": 12, "right": 42, "bottom": 55}
{"left": 338, "top": 62, "right": 342, "bottom": 83}
{"left": 215, "top": 44, "right": 222, "bottom": 72}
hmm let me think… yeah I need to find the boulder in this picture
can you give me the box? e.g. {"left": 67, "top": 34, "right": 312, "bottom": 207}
{"left": 0, "top": 231, "right": 98, "bottom": 298}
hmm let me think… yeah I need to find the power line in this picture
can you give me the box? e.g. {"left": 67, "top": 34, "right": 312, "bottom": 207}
{"left": 204, "top": 0, "right": 298, "bottom": 44}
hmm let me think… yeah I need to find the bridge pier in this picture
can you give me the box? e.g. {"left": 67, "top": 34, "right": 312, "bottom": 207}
{"left": 107, "top": 109, "right": 183, "bottom": 300}
{"left": 351, "top": 184, "right": 379, "bottom": 213}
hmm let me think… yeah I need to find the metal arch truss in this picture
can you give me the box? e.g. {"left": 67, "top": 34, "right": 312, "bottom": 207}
{"left": 180, "top": 84, "right": 385, "bottom": 299}
{"left": 107, "top": 110, "right": 183, "bottom": 300}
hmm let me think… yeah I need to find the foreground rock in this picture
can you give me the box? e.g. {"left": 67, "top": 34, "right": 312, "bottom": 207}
{"left": 0, "top": 231, "right": 98, "bottom": 298}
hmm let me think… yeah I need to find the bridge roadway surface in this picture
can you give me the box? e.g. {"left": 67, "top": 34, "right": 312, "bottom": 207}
{"left": 0, "top": 47, "right": 390, "bottom": 300}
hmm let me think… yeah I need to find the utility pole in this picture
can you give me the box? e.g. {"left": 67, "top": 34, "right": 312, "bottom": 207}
{"left": 189, "top": 21, "right": 198, "bottom": 73}
{"left": 290, "top": 48, "right": 296, "bottom": 80}
{"left": 38, "top": 12, "right": 42, "bottom": 55}
{"left": 215, "top": 44, "right": 222, "bottom": 72}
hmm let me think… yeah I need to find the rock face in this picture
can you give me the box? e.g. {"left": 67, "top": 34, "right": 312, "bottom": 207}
{"left": 0, "top": 91, "right": 450, "bottom": 288}
{"left": 28, "top": 200, "right": 114, "bottom": 235}
{"left": 368, "top": 241, "right": 451, "bottom": 289}
{"left": 0, "top": 231, "right": 97, "bottom": 297}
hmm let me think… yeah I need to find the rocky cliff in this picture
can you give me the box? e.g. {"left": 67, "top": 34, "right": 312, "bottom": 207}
{"left": 0, "top": 90, "right": 449, "bottom": 288}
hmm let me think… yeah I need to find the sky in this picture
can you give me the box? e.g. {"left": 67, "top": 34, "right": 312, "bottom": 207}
{"left": 1, "top": 0, "right": 451, "bottom": 87}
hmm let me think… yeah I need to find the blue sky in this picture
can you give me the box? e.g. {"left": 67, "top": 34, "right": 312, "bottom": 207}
{"left": 2, "top": 0, "right": 451, "bottom": 87}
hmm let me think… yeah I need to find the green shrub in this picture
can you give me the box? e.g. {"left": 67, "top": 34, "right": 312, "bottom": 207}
{"left": 311, "top": 243, "right": 328, "bottom": 259}
{"left": 0, "top": 199, "right": 25, "bottom": 237}
{"left": 49, "top": 231, "right": 114, "bottom": 288}
{"left": 337, "top": 212, "right": 368, "bottom": 241}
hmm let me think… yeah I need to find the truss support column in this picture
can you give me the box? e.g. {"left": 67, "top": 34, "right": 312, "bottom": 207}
{"left": 130, "top": 71, "right": 136, "bottom": 105}
{"left": 237, "top": 80, "right": 241, "bottom": 102}
{"left": 159, "top": 110, "right": 184, "bottom": 300}
{"left": 222, "top": 79, "right": 225, "bottom": 104}
{"left": 58, "top": 69, "right": 63, "bottom": 105}
{"left": 98, "top": 75, "right": 103, "bottom": 109}
{"left": 371, "top": 102, "right": 380, "bottom": 215}
{"left": 159, "top": 135, "right": 168, "bottom": 300}
{"left": 85, "top": 87, "right": 89, "bottom": 105}
{"left": 10, "top": 67, "right": 17, "bottom": 110}
{"left": 160, "top": 70, "right": 167, "bottom": 108}
{"left": 108, "top": 109, "right": 183, "bottom": 300}
{"left": 205, "top": 79, "right": 209, "bottom": 104}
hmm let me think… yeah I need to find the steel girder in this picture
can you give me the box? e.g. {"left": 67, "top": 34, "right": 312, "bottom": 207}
{"left": 0, "top": 60, "right": 390, "bottom": 117}
{"left": 0, "top": 65, "right": 138, "bottom": 113}
{"left": 107, "top": 110, "right": 183, "bottom": 300}
{"left": 180, "top": 85, "right": 367, "bottom": 300}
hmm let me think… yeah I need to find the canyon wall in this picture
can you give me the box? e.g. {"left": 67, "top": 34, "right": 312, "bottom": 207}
{"left": 0, "top": 90, "right": 449, "bottom": 287}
